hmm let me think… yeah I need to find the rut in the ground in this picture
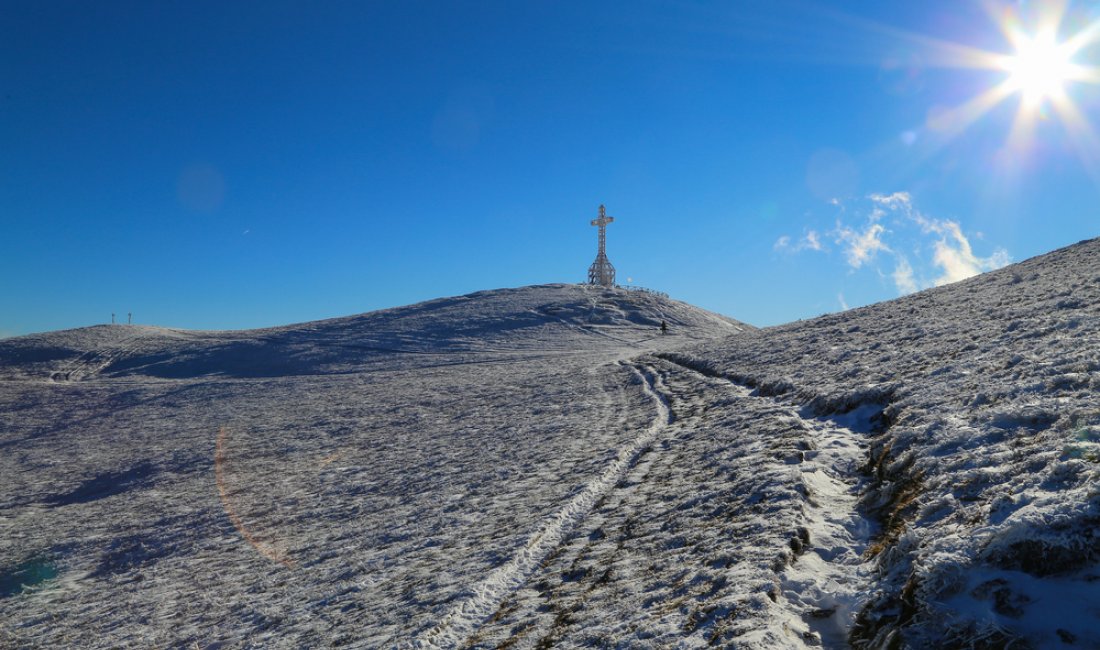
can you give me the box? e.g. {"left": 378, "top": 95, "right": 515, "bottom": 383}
{"left": 467, "top": 355, "right": 880, "bottom": 649}
{"left": 411, "top": 362, "right": 673, "bottom": 649}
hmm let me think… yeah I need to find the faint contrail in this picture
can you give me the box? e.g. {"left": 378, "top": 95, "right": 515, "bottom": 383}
{"left": 215, "top": 426, "right": 295, "bottom": 568}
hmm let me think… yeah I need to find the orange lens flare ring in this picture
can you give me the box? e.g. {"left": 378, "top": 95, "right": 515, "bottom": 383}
{"left": 215, "top": 426, "right": 296, "bottom": 568}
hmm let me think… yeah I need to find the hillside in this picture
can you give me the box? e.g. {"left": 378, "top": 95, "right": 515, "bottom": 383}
{"left": 0, "top": 284, "right": 744, "bottom": 382}
{"left": 0, "top": 284, "right": 747, "bottom": 648}
{"left": 661, "top": 237, "right": 1100, "bottom": 647}
{"left": 1, "top": 238, "right": 1098, "bottom": 648}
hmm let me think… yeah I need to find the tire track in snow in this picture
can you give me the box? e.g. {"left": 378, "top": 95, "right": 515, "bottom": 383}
{"left": 408, "top": 363, "right": 672, "bottom": 649}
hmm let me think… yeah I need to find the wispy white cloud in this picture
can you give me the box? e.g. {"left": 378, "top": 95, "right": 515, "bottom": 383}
{"left": 835, "top": 221, "right": 890, "bottom": 269}
{"left": 804, "top": 230, "right": 823, "bottom": 251}
{"left": 931, "top": 221, "right": 1010, "bottom": 286}
{"left": 781, "top": 191, "right": 1011, "bottom": 301}
{"left": 869, "top": 191, "right": 1010, "bottom": 287}
{"left": 869, "top": 191, "right": 912, "bottom": 210}
{"left": 892, "top": 255, "right": 919, "bottom": 295}
{"left": 774, "top": 229, "right": 824, "bottom": 253}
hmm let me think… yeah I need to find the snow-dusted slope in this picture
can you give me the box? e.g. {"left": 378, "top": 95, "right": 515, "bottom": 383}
{"left": 3, "top": 234, "right": 1098, "bottom": 649}
{"left": 0, "top": 284, "right": 747, "bottom": 648}
{"left": 0, "top": 284, "right": 743, "bottom": 382}
{"left": 467, "top": 240, "right": 1100, "bottom": 649}
{"left": 667, "top": 237, "right": 1100, "bottom": 648}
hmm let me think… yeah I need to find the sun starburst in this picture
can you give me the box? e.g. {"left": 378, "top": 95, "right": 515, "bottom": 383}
{"left": 1001, "top": 29, "right": 1075, "bottom": 104}
{"left": 895, "top": 2, "right": 1100, "bottom": 181}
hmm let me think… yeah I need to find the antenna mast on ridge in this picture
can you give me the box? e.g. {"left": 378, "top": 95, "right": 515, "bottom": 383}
{"left": 587, "top": 204, "right": 616, "bottom": 287}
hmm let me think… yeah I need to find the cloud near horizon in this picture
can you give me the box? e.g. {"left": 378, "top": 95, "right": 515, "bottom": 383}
{"left": 892, "top": 254, "right": 919, "bottom": 295}
{"left": 778, "top": 192, "right": 1010, "bottom": 296}
{"left": 835, "top": 221, "right": 890, "bottom": 269}
{"left": 869, "top": 192, "right": 1010, "bottom": 289}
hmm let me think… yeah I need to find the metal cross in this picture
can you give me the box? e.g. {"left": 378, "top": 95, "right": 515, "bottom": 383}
{"left": 587, "top": 204, "right": 617, "bottom": 286}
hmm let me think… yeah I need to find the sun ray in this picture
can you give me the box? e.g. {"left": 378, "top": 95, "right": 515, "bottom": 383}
{"left": 1050, "top": 92, "right": 1100, "bottom": 186}
{"left": 888, "top": 31, "right": 1008, "bottom": 71}
{"left": 1066, "top": 61, "right": 1100, "bottom": 84}
{"left": 1004, "top": 99, "right": 1040, "bottom": 157}
{"left": 1038, "top": 0, "right": 1069, "bottom": 36}
{"left": 866, "top": 80, "right": 1018, "bottom": 187}
{"left": 1062, "top": 18, "right": 1100, "bottom": 56}
{"left": 858, "top": 21, "right": 1009, "bottom": 71}
{"left": 799, "top": 4, "right": 1013, "bottom": 71}
{"left": 926, "top": 80, "right": 1017, "bottom": 139}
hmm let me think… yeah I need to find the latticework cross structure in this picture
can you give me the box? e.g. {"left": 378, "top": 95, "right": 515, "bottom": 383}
{"left": 587, "top": 204, "right": 616, "bottom": 287}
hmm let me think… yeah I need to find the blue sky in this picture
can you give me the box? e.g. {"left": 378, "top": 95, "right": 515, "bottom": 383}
{"left": 3, "top": 1, "right": 1099, "bottom": 335}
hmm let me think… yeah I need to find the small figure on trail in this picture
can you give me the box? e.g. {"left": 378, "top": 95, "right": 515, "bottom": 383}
{"left": 660, "top": 320, "right": 668, "bottom": 335}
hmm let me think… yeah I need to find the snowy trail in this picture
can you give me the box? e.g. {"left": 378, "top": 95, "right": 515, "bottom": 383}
{"left": 408, "top": 362, "right": 672, "bottom": 649}
{"left": 774, "top": 406, "right": 878, "bottom": 645}
{"left": 458, "top": 354, "right": 882, "bottom": 647}
{"left": 655, "top": 354, "right": 878, "bottom": 646}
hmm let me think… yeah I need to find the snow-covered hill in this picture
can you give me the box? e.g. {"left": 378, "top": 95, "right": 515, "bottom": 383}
{"left": 2, "top": 238, "right": 1098, "bottom": 649}
{"left": 0, "top": 284, "right": 747, "bottom": 648}
{"left": 663, "top": 237, "right": 1100, "bottom": 648}
{"left": 0, "top": 284, "right": 743, "bottom": 382}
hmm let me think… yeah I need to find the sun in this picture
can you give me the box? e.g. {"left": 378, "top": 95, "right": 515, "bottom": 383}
{"left": 887, "top": 2, "right": 1100, "bottom": 177}
{"left": 1001, "top": 30, "right": 1075, "bottom": 104}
